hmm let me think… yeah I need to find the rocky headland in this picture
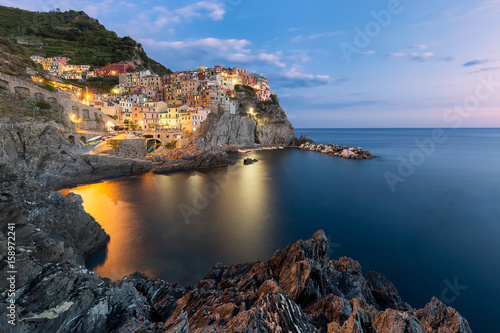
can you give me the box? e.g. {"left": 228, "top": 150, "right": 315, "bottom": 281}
{"left": 200, "top": 86, "right": 296, "bottom": 147}
{"left": 0, "top": 123, "right": 473, "bottom": 332}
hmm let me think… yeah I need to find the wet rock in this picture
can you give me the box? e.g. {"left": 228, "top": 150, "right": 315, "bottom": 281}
{"left": 291, "top": 134, "right": 314, "bottom": 146}
{"left": 414, "top": 297, "right": 472, "bottom": 333}
{"left": 299, "top": 142, "right": 374, "bottom": 160}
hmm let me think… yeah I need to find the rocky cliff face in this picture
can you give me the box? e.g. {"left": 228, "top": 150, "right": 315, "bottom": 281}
{"left": 0, "top": 125, "right": 231, "bottom": 190}
{"left": 202, "top": 88, "right": 296, "bottom": 147}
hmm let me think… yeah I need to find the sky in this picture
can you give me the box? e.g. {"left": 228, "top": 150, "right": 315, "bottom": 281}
{"left": 2, "top": 0, "right": 500, "bottom": 128}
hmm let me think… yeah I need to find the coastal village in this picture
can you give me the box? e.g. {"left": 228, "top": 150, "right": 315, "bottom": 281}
{"left": 29, "top": 56, "right": 273, "bottom": 135}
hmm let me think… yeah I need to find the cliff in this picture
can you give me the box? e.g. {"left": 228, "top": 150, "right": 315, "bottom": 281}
{"left": 0, "top": 124, "right": 473, "bottom": 332}
{"left": 201, "top": 87, "right": 296, "bottom": 147}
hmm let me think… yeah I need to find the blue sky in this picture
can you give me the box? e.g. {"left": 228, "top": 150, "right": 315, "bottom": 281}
{"left": 3, "top": 0, "right": 500, "bottom": 128}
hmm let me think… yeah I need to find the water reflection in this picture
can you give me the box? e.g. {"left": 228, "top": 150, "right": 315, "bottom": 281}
{"left": 60, "top": 157, "right": 275, "bottom": 284}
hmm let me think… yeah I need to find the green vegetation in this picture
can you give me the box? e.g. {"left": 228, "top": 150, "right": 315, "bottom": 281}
{"left": 65, "top": 76, "right": 119, "bottom": 94}
{"left": 235, "top": 84, "right": 256, "bottom": 95}
{"left": 44, "top": 83, "right": 55, "bottom": 91}
{"left": 0, "top": 5, "right": 172, "bottom": 76}
{"left": 0, "top": 91, "right": 66, "bottom": 125}
{"left": 33, "top": 99, "right": 52, "bottom": 110}
{"left": 0, "top": 37, "right": 40, "bottom": 74}
{"left": 270, "top": 93, "right": 279, "bottom": 105}
{"left": 166, "top": 140, "right": 178, "bottom": 149}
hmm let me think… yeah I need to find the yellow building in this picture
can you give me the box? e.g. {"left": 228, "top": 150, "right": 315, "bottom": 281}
{"left": 159, "top": 104, "right": 188, "bottom": 128}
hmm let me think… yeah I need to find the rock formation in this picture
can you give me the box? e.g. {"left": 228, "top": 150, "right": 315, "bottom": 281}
{"left": 299, "top": 142, "right": 374, "bottom": 160}
{"left": 201, "top": 88, "right": 296, "bottom": 147}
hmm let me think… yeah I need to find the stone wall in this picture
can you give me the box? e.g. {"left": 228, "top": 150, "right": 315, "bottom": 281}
{"left": 108, "top": 138, "right": 147, "bottom": 158}
{"left": 143, "top": 129, "right": 184, "bottom": 144}
{"left": 0, "top": 72, "right": 107, "bottom": 132}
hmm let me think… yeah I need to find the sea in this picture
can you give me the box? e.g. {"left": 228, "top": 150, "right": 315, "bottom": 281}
{"left": 60, "top": 128, "right": 500, "bottom": 332}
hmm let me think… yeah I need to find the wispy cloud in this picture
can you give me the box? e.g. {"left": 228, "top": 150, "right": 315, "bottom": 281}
{"left": 467, "top": 66, "right": 500, "bottom": 74}
{"left": 291, "top": 31, "right": 343, "bottom": 43}
{"left": 390, "top": 52, "right": 407, "bottom": 58}
{"left": 282, "top": 94, "right": 386, "bottom": 110}
{"left": 463, "top": 59, "right": 490, "bottom": 67}
{"left": 361, "top": 50, "right": 375, "bottom": 56}
{"left": 269, "top": 65, "right": 334, "bottom": 88}
{"left": 140, "top": 38, "right": 286, "bottom": 68}
{"left": 389, "top": 47, "right": 457, "bottom": 62}
{"left": 410, "top": 52, "right": 436, "bottom": 62}
{"left": 175, "top": 1, "right": 226, "bottom": 21}
{"left": 121, "top": 2, "right": 226, "bottom": 35}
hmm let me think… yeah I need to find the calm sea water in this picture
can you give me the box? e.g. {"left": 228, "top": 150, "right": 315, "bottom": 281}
{"left": 61, "top": 128, "right": 500, "bottom": 332}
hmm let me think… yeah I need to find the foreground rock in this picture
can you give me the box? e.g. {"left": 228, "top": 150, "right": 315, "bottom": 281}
{"left": 1, "top": 220, "right": 473, "bottom": 332}
{"left": 299, "top": 142, "right": 374, "bottom": 159}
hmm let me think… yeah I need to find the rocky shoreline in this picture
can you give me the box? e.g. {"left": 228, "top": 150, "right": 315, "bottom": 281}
{"left": 298, "top": 142, "right": 374, "bottom": 159}
{"left": 0, "top": 125, "right": 473, "bottom": 332}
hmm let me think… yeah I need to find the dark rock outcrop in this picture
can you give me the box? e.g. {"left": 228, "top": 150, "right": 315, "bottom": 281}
{"left": 291, "top": 134, "right": 314, "bottom": 146}
{"left": 299, "top": 142, "right": 374, "bottom": 159}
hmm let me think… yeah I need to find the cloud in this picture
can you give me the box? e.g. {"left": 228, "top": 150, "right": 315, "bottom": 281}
{"left": 122, "top": 1, "right": 226, "bottom": 35}
{"left": 307, "top": 31, "right": 343, "bottom": 39}
{"left": 467, "top": 66, "right": 500, "bottom": 74}
{"left": 175, "top": 1, "right": 226, "bottom": 21}
{"left": 361, "top": 50, "right": 375, "bottom": 56}
{"left": 291, "top": 31, "right": 343, "bottom": 43}
{"left": 463, "top": 59, "right": 490, "bottom": 67}
{"left": 410, "top": 52, "right": 436, "bottom": 61}
{"left": 140, "top": 38, "right": 286, "bottom": 68}
{"left": 282, "top": 94, "right": 386, "bottom": 110}
{"left": 390, "top": 52, "right": 407, "bottom": 58}
{"left": 388, "top": 50, "right": 456, "bottom": 62}
{"left": 269, "top": 65, "right": 334, "bottom": 88}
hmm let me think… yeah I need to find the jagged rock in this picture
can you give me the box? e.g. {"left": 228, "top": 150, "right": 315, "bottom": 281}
{"left": 299, "top": 142, "right": 374, "bottom": 160}
{"left": 366, "top": 271, "right": 410, "bottom": 311}
{"left": 414, "top": 297, "right": 472, "bottom": 333}
{"left": 243, "top": 158, "right": 254, "bottom": 165}
{"left": 291, "top": 134, "right": 314, "bottom": 146}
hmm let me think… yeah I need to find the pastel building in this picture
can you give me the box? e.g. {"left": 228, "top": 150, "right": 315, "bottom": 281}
{"left": 159, "top": 104, "right": 188, "bottom": 129}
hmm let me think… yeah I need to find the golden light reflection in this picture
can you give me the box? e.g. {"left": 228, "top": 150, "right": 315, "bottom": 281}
{"left": 60, "top": 180, "right": 161, "bottom": 280}
{"left": 211, "top": 156, "right": 270, "bottom": 258}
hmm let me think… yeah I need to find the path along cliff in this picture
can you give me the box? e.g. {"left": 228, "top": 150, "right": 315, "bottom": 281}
{"left": 0, "top": 124, "right": 473, "bottom": 332}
